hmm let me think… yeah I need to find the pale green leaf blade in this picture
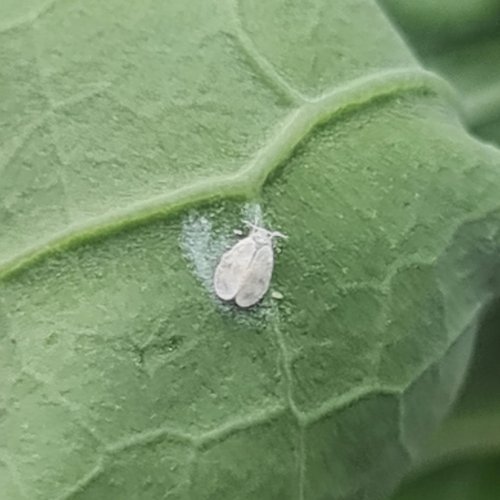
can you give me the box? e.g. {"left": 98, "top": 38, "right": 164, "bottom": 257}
{"left": 1, "top": 1, "right": 500, "bottom": 500}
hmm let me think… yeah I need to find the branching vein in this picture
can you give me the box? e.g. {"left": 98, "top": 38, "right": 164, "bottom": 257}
{"left": 226, "top": 0, "right": 306, "bottom": 104}
{"left": 0, "top": 68, "right": 455, "bottom": 281}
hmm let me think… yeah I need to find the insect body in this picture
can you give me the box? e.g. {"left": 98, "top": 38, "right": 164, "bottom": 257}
{"left": 213, "top": 222, "right": 286, "bottom": 308}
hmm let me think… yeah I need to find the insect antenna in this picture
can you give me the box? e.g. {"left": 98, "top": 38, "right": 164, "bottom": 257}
{"left": 242, "top": 219, "right": 260, "bottom": 231}
{"left": 271, "top": 230, "right": 287, "bottom": 239}
{"left": 242, "top": 220, "right": 287, "bottom": 239}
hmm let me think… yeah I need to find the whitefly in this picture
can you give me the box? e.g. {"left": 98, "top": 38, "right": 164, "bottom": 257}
{"left": 213, "top": 221, "right": 286, "bottom": 308}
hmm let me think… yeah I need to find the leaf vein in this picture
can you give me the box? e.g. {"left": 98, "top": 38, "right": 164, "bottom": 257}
{"left": 226, "top": 0, "right": 306, "bottom": 104}
{"left": 0, "top": 0, "right": 66, "bottom": 34}
{"left": 31, "top": 25, "right": 74, "bottom": 222}
{"left": 54, "top": 460, "right": 104, "bottom": 500}
{"left": 0, "top": 68, "right": 456, "bottom": 281}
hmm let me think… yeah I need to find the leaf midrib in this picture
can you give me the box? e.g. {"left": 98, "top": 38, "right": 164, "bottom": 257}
{"left": 0, "top": 68, "right": 456, "bottom": 282}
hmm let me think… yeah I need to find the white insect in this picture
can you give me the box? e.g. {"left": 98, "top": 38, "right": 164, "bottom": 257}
{"left": 213, "top": 221, "right": 286, "bottom": 308}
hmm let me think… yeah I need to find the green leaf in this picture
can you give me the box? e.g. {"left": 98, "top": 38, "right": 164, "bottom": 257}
{"left": 424, "top": 34, "right": 500, "bottom": 145}
{"left": 391, "top": 292, "right": 500, "bottom": 500}
{"left": 379, "top": 0, "right": 500, "bottom": 145}
{"left": 454, "top": 298, "right": 500, "bottom": 415}
{"left": 391, "top": 455, "right": 500, "bottom": 500}
{"left": 1, "top": 1, "right": 500, "bottom": 499}
{"left": 379, "top": 0, "right": 500, "bottom": 51}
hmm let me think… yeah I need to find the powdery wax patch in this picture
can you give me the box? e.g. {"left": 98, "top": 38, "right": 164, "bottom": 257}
{"left": 180, "top": 203, "right": 264, "bottom": 294}
{"left": 181, "top": 204, "right": 286, "bottom": 315}
{"left": 180, "top": 215, "right": 225, "bottom": 292}
{"left": 214, "top": 222, "right": 286, "bottom": 308}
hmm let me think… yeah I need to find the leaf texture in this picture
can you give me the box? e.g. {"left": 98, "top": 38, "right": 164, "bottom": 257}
{"left": 1, "top": 1, "right": 500, "bottom": 499}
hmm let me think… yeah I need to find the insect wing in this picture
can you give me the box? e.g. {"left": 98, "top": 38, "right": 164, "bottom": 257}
{"left": 213, "top": 236, "right": 256, "bottom": 301}
{"left": 235, "top": 244, "right": 274, "bottom": 308}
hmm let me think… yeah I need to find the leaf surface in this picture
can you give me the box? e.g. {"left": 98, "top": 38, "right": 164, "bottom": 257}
{"left": 1, "top": 1, "right": 500, "bottom": 499}
{"left": 380, "top": 0, "right": 500, "bottom": 144}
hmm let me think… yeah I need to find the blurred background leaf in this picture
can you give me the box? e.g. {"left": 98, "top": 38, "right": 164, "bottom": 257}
{"left": 390, "top": 456, "right": 500, "bottom": 500}
{"left": 390, "top": 299, "right": 500, "bottom": 500}
{"left": 377, "top": 1, "right": 500, "bottom": 498}
{"left": 380, "top": 0, "right": 500, "bottom": 145}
